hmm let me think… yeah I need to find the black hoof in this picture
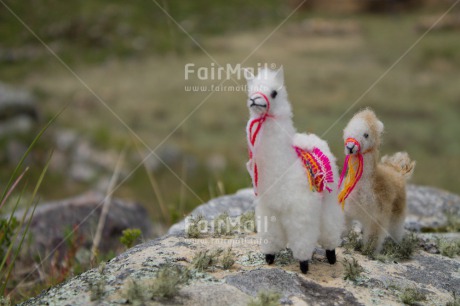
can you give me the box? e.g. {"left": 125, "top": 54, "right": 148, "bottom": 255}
{"left": 326, "top": 249, "right": 336, "bottom": 265}
{"left": 265, "top": 254, "right": 275, "bottom": 265}
{"left": 299, "top": 260, "right": 309, "bottom": 274}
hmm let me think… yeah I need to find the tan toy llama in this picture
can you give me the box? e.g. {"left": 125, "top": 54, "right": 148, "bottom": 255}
{"left": 339, "top": 109, "right": 415, "bottom": 253}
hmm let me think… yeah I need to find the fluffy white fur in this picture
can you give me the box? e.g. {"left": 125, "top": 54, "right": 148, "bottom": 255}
{"left": 245, "top": 68, "right": 344, "bottom": 269}
{"left": 342, "top": 109, "right": 415, "bottom": 252}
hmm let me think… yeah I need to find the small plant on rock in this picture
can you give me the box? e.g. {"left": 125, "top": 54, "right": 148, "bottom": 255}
{"left": 275, "top": 248, "right": 295, "bottom": 266}
{"left": 89, "top": 278, "right": 106, "bottom": 301}
{"left": 186, "top": 215, "right": 206, "bottom": 238}
{"left": 446, "top": 291, "right": 460, "bottom": 306}
{"left": 399, "top": 287, "right": 426, "bottom": 305}
{"left": 438, "top": 238, "right": 460, "bottom": 258}
{"left": 446, "top": 214, "right": 460, "bottom": 233}
{"left": 239, "top": 210, "right": 256, "bottom": 233}
{"left": 149, "top": 265, "right": 190, "bottom": 300}
{"left": 378, "top": 233, "right": 419, "bottom": 262}
{"left": 343, "top": 230, "right": 362, "bottom": 253}
{"left": 247, "top": 290, "right": 281, "bottom": 306}
{"left": 120, "top": 228, "right": 142, "bottom": 249}
{"left": 192, "top": 249, "right": 223, "bottom": 272}
{"left": 361, "top": 237, "right": 377, "bottom": 258}
{"left": 342, "top": 257, "right": 365, "bottom": 282}
{"left": 89, "top": 262, "right": 107, "bottom": 301}
{"left": 213, "top": 212, "right": 236, "bottom": 237}
{"left": 221, "top": 248, "right": 235, "bottom": 270}
{"left": 124, "top": 279, "right": 145, "bottom": 306}
{"left": 0, "top": 296, "right": 11, "bottom": 306}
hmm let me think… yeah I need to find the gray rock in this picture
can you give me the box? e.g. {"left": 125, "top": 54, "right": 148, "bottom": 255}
{"left": 405, "top": 184, "right": 460, "bottom": 231}
{"left": 226, "top": 268, "right": 362, "bottom": 305}
{"left": 55, "top": 129, "right": 79, "bottom": 151}
{"left": 169, "top": 185, "right": 460, "bottom": 235}
{"left": 20, "top": 185, "right": 460, "bottom": 305}
{"left": 226, "top": 268, "right": 303, "bottom": 298}
{"left": 0, "top": 82, "right": 38, "bottom": 138}
{"left": 21, "top": 233, "right": 459, "bottom": 305}
{"left": 168, "top": 188, "right": 255, "bottom": 236}
{"left": 14, "top": 192, "right": 156, "bottom": 260}
{"left": 418, "top": 233, "right": 460, "bottom": 254}
{"left": 70, "top": 160, "right": 98, "bottom": 182}
{"left": 181, "top": 283, "right": 251, "bottom": 306}
{"left": 401, "top": 253, "right": 460, "bottom": 295}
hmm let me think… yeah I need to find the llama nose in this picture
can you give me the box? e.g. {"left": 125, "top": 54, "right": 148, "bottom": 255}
{"left": 346, "top": 142, "right": 355, "bottom": 154}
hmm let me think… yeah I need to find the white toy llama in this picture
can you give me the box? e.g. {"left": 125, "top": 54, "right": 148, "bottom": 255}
{"left": 339, "top": 109, "right": 415, "bottom": 253}
{"left": 245, "top": 67, "right": 344, "bottom": 273}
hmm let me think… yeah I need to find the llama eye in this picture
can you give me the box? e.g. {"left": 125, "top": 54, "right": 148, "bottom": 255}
{"left": 363, "top": 133, "right": 369, "bottom": 139}
{"left": 270, "top": 90, "right": 278, "bottom": 99}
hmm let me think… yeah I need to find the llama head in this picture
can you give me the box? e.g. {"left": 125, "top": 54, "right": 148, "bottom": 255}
{"left": 244, "top": 67, "right": 291, "bottom": 117}
{"left": 343, "top": 108, "right": 384, "bottom": 155}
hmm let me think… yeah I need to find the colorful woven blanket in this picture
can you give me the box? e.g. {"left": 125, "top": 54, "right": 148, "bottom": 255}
{"left": 294, "top": 146, "right": 334, "bottom": 193}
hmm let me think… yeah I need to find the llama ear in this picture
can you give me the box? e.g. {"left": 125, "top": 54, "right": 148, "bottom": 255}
{"left": 376, "top": 120, "right": 384, "bottom": 134}
{"left": 274, "top": 66, "right": 284, "bottom": 85}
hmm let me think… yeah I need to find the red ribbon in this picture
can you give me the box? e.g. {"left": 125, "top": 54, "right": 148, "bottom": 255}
{"left": 247, "top": 92, "right": 273, "bottom": 195}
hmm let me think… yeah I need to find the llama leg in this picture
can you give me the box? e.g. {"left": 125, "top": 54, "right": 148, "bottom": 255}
{"left": 283, "top": 202, "right": 320, "bottom": 274}
{"left": 256, "top": 203, "right": 286, "bottom": 264}
{"left": 342, "top": 215, "right": 354, "bottom": 237}
{"left": 389, "top": 212, "right": 406, "bottom": 243}
{"left": 365, "top": 220, "right": 387, "bottom": 253}
{"left": 318, "top": 192, "right": 344, "bottom": 264}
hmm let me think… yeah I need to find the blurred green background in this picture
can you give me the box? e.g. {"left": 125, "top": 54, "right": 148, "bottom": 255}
{"left": 1, "top": 0, "right": 459, "bottom": 231}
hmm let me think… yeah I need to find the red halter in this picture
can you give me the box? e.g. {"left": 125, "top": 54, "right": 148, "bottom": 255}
{"left": 248, "top": 92, "right": 272, "bottom": 146}
{"left": 345, "top": 137, "right": 361, "bottom": 152}
{"left": 247, "top": 91, "right": 273, "bottom": 195}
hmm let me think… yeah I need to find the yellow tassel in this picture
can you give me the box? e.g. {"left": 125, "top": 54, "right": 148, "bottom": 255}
{"left": 338, "top": 155, "right": 363, "bottom": 210}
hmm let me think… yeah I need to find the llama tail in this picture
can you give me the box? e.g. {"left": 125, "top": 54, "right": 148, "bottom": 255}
{"left": 381, "top": 152, "right": 416, "bottom": 180}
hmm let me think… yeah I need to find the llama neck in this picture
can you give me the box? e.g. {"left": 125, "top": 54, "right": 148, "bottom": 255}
{"left": 361, "top": 150, "right": 378, "bottom": 179}
{"left": 248, "top": 114, "right": 296, "bottom": 170}
{"left": 251, "top": 115, "right": 295, "bottom": 147}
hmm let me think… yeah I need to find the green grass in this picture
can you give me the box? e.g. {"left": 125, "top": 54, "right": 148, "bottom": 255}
{"left": 446, "top": 292, "right": 460, "bottom": 306}
{"left": 446, "top": 214, "right": 460, "bottom": 233}
{"left": 191, "top": 248, "right": 235, "bottom": 271}
{"left": 0, "top": 296, "right": 11, "bottom": 306}
{"left": 119, "top": 228, "right": 142, "bottom": 249}
{"left": 212, "top": 212, "right": 236, "bottom": 237}
{"left": 437, "top": 238, "right": 460, "bottom": 258}
{"left": 149, "top": 265, "right": 190, "bottom": 300}
{"left": 239, "top": 210, "right": 256, "bottom": 233}
{"left": 377, "top": 234, "right": 419, "bottom": 262}
{"left": 191, "top": 249, "right": 223, "bottom": 272}
{"left": 124, "top": 279, "right": 145, "bottom": 306}
{"left": 0, "top": 113, "right": 58, "bottom": 301}
{"left": 343, "top": 230, "right": 419, "bottom": 261}
{"left": 220, "top": 248, "right": 235, "bottom": 270}
{"left": 399, "top": 287, "right": 427, "bottom": 305}
{"left": 247, "top": 290, "right": 281, "bottom": 306}
{"left": 342, "top": 257, "right": 365, "bottom": 282}
{"left": 89, "top": 277, "right": 106, "bottom": 302}
{"left": 186, "top": 214, "right": 206, "bottom": 238}
{"left": 343, "top": 230, "right": 363, "bottom": 253}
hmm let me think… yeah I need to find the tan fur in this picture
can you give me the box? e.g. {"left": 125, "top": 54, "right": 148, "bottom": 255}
{"left": 381, "top": 152, "right": 416, "bottom": 180}
{"left": 343, "top": 109, "right": 415, "bottom": 253}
